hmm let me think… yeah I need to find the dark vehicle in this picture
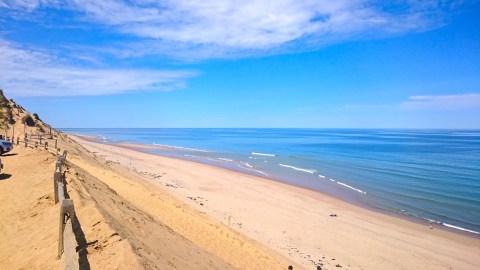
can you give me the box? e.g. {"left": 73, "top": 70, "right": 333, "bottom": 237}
{"left": 0, "top": 139, "right": 13, "bottom": 155}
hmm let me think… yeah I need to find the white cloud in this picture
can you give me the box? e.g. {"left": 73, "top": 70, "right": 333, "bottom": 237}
{"left": 1, "top": 0, "right": 460, "bottom": 59}
{"left": 401, "top": 93, "right": 480, "bottom": 110}
{"left": 0, "top": 39, "right": 197, "bottom": 96}
{"left": 0, "top": 1, "right": 466, "bottom": 97}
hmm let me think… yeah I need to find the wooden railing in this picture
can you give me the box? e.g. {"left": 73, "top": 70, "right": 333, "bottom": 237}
{"left": 54, "top": 150, "right": 79, "bottom": 269}
{"left": 15, "top": 134, "right": 58, "bottom": 150}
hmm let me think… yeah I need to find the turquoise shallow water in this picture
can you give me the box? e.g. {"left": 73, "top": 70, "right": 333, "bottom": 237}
{"left": 62, "top": 128, "right": 480, "bottom": 234}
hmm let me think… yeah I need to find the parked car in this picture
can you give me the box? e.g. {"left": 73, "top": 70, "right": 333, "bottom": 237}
{"left": 0, "top": 139, "right": 13, "bottom": 155}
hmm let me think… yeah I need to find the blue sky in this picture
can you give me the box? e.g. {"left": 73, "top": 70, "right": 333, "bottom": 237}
{"left": 1, "top": 0, "right": 479, "bottom": 128}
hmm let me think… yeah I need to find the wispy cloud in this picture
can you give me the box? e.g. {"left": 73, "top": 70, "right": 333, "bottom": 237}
{"left": 0, "top": 1, "right": 467, "bottom": 96}
{"left": 1, "top": 0, "right": 463, "bottom": 59}
{"left": 0, "top": 39, "right": 197, "bottom": 97}
{"left": 343, "top": 93, "right": 480, "bottom": 111}
{"left": 401, "top": 93, "right": 480, "bottom": 110}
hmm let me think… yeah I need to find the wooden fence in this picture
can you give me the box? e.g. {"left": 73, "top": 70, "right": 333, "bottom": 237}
{"left": 54, "top": 150, "right": 79, "bottom": 269}
{"left": 10, "top": 134, "right": 58, "bottom": 151}
{"left": 10, "top": 134, "right": 84, "bottom": 268}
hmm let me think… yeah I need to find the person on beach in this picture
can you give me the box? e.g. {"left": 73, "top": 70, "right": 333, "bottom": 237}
{"left": 288, "top": 266, "right": 293, "bottom": 270}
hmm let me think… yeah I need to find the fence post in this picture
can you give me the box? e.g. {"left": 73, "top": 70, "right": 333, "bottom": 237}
{"left": 56, "top": 159, "right": 63, "bottom": 171}
{"left": 54, "top": 171, "right": 61, "bottom": 204}
{"left": 39, "top": 135, "right": 42, "bottom": 145}
{"left": 16, "top": 137, "right": 19, "bottom": 146}
{"left": 35, "top": 141, "right": 38, "bottom": 148}
{"left": 24, "top": 138, "right": 28, "bottom": 148}
{"left": 58, "top": 199, "right": 75, "bottom": 259}
{"left": 45, "top": 141, "right": 48, "bottom": 150}
{"left": 55, "top": 139, "right": 57, "bottom": 149}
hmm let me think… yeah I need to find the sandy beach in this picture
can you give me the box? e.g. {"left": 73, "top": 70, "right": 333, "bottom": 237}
{"left": 68, "top": 135, "right": 480, "bottom": 270}
{"left": 0, "top": 94, "right": 479, "bottom": 269}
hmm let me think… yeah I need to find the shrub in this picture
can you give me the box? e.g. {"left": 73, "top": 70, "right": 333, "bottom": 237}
{"left": 22, "top": 115, "right": 35, "bottom": 127}
{"left": 7, "top": 109, "right": 15, "bottom": 125}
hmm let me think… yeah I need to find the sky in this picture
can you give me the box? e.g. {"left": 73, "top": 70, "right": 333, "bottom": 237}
{"left": 1, "top": 0, "right": 479, "bottom": 128}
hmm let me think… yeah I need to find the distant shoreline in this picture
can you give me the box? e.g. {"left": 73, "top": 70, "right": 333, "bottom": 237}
{"left": 67, "top": 133, "right": 480, "bottom": 269}
{"left": 71, "top": 133, "right": 480, "bottom": 239}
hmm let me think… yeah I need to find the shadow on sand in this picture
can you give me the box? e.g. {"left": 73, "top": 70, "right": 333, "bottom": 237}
{"left": 1, "top": 153, "right": 18, "bottom": 157}
{"left": 0, "top": 173, "right": 12, "bottom": 180}
{"left": 72, "top": 213, "right": 92, "bottom": 270}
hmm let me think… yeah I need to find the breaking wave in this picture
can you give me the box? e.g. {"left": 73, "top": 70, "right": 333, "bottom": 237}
{"left": 279, "top": 164, "right": 317, "bottom": 174}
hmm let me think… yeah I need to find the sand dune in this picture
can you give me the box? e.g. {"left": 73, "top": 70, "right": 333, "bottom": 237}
{"left": 0, "top": 130, "right": 294, "bottom": 269}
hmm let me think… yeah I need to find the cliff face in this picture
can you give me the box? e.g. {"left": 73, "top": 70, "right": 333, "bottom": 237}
{"left": 0, "top": 89, "right": 55, "bottom": 139}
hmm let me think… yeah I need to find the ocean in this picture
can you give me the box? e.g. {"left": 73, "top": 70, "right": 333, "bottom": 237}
{"left": 62, "top": 128, "right": 480, "bottom": 235}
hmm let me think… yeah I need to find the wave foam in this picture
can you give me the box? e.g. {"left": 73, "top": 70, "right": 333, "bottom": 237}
{"left": 443, "top": 223, "right": 480, "bottom": 235}
{"left": 252, "top": 152, "right": 276, "bottom": 157}
{"left": 240, "top": 161, "right": 253, "bottom": 168}
{"left": 279, "top": 164, "right": 317, "bottom": 174}
{"left": 184, "top": 154, "right": 217, "bottom": 162}
{"left": 318, "top": 175, "right": 326, "bottom": 179}
{"left": 153, "top": 143, "right": 209, "bottom": 152}
{"left": 336, "top": 181, "right": 367, "bottom": 194}
{"left": 218, "top": 158, "right": 233, "bottom": 162}
{"left": 235, "top": 162, "right": 268, "bottom": 176}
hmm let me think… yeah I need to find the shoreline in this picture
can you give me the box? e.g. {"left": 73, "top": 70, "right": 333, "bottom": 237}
{"left": 73, "top": 133, "right": 480, "bottom": 239}
{"left": 69, "top": 133, "right": 480, "bottom": 269}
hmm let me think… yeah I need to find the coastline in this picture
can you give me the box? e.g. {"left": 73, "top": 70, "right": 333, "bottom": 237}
{"left": 69, "top": 133, "right": 480, "bottom": 269}
{"left": 75, "top": 133, "right": 480, "bottom": 238}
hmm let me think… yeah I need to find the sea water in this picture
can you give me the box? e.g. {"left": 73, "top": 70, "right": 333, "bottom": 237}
{"left": 62, "top": 128, "right": 480, "bottom": 235}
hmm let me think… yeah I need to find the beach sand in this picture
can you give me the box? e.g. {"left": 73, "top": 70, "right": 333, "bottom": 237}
{"left": 0, "top": 129, "right": 294, "bottom": 269}
{"left": 69, "top": 135, "right": 480, "bottom": 270}
{"left": 1, "top": 119, "right": 479, "bottom": 270}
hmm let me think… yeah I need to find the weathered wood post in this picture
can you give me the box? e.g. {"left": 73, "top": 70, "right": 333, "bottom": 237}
{"left": 24, "top": 138, "right": 28, "bottom": 148}
{"left": 39, "top": 134, "right": 42, "bottom": 145}
{"left": 58, "top": 199, "right": 75, "bottom": 259}
{"left": 62, "top": 218, "right": 80, "bottom": 269}
{"left": 54, "top": 171, "right": 62, "bottom": 204}
{"left": 55, "top": 139, "right": 58, "bottom": 149}
{"left": 45, "top": 141, "right": 48, "bottom": 150}
{"left": 56, "top": 159, "right": 63, "bottom": 172}
{"left": 16, "top": 137, "right": 19, "bottom": 146}
{"left": 35, "top": 141, "right": 38, "bottom": 148}
{"left": 63, "top": 150, "right": 68, "bottom": 159}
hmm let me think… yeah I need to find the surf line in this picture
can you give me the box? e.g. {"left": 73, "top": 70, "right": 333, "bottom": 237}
{"left": 252, "top": 152, "right": 277, "bottom": 157}
{"left": 336, "top": 181, "right": 367, "bottom": 194}
{"left": 153, "top": 143, "right": 209, "bottom": 153}
{"left": 235, "top": 162, "right": 268, "bottom": 176}
{"left": 279, "top": 164, "right": 317, "bottom": 174}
